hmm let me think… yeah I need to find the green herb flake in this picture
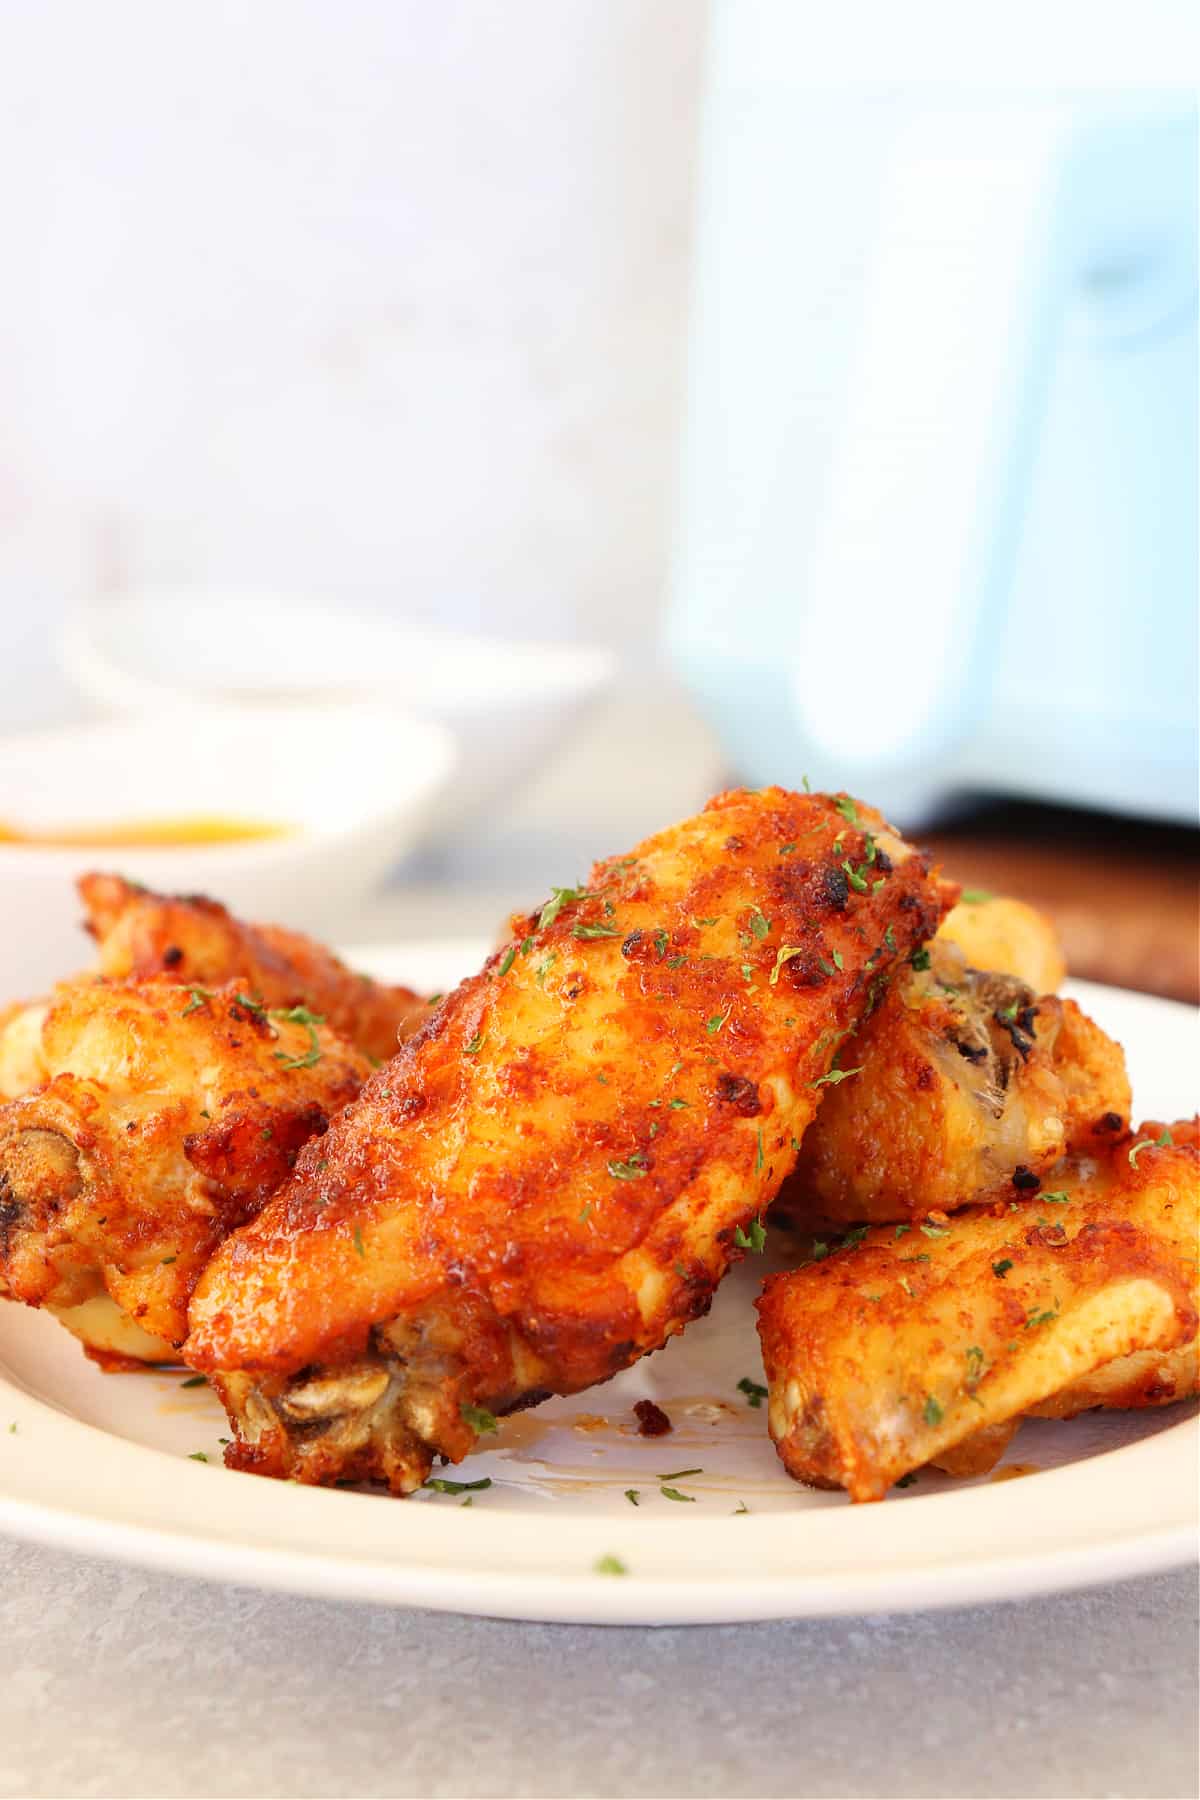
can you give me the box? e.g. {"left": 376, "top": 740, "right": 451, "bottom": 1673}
{"left": 706, "top": 1005, "right": 732, "bottom": 1034}
{"left": 660, "top": 1485, "right": 696, "bottom": 1504}
{"left": 624, "top": 1488, "right": 640, "bottom": 1506}
{"left": 464, "top": 1032, "right": 485, "bottom": 1055}
{"left": 425, "top": 1476, "right": 492, "bottom": 1495}
{"left": 539, "top": 885, "right": 593, "bottom": 930}
{"left": 180, "top": 1375, "right": 206, "bottom": 1389}
{"left": 535, "top": 954, "right": 557, "bottom": 987}
{"left": 595, "top": 1554, "right": 627, "bottom": 1576}
{"left": 160, "top": 1254, "right": 177, "bottom": 1266}
{"left": 910, "top": 947, "right": 932, "bottom": 972}
{"left": 920, "top": 1223, "right": 950, "bottom": 1240}
{"left": 658, "top": 1467, "right": 703, "bottom": 1482}
{"left": 737, "top": 1377, "right": 768, "bottom": 1409}
{"left": 1129, "top": 1128, "right": 1173, "bottom": 1169}
{"left": 653, "top": 929, "right": 670, "bottom": 958}
{"left": 842, "top": 858, "right": 869, "bottom": 894}
{"left": 777, "top": 842, "right": 797, "bottom": 857}
{"left": 810, "top": 1064, "right": 863, "bottom": 1088}
{"left": 834, "top": 795, "right": 860, "bottom": 824}
{"left": 188, "top": 1451, "right": 208, "bottom": 1463}
{"left": 895, "top": 1471, "right": 919, "bottom": 1489}
{"left": 961, "top": 887, "right": 993, "bottom": 904}
{"left": 1041, "top": 1191, "right": 1070, "bottom": 1205}
{"left": 1025, "top": 1304, "right": 1060, "bottom": 1331}
{"left": 894, "top": 1223, "right": 911, "bottom": 1238}
{"left": 353, "top": 1226, "right": 365, "bottom": 1258}
{"left": 747, "top": 907, "right": 771, "bottom": 941}
{"left": 573, "top": 922, "right": 620, "bottom": 940}
{"left": 755, "top": 1126, "right": 764, "bottom": 1172}
{"left": 922, "top": 1395, "right": 943, "bottom": 1427}
{"left": 607, "top": 1155, "right": 648, "bottom": 1181}
{"left": 992, "top": 1258, "right": 1014, "bottom": 1279}
{"left": 271, "top": 1004, "right": 325, "bottom": 1070}
{"left": 884, "top": 925, "right": 897, "bottom": 952}
{"left": 769, "top": 944, "right": 806, "bottom": 986}
{"left": 666, "top": 954, "right": 687, "bottom": 969}
{"left": 460, "top": 1403, "right": 499, "bottom": 1435}
{"left": 497, "top": 944, "right": 517, "bottom": 977}
{"left": 668, "top": 1097, "right": 689, "bottom": 1110}
{"left": 733, "top": 1217, "right": 767, "bottom": 1254}
{"left": 182, "top": 987, "right": 211, "bottom": 1016}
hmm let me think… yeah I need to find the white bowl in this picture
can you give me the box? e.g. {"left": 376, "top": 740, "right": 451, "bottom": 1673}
{"left": 0, "top": 703, "right": 455, "bottom": 1001}
{"left": 58, "top": 592, "right": 615, "bottom": 837}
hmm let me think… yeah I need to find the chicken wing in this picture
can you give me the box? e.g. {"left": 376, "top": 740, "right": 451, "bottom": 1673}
{"left": 79, "top": 872, "right": 428, "bottom": 1063}
{"left": 781, "top": 934, "right": 1130, "bottom": 1225}
{"left": 938, "top": 894, "right": 1067, "bottom": 993}
{"left": 184, "top": 787, "right": 950, "bottom": 1491}
{"left": 756, "top": 1119, "right": 1198, "bottom": 1500}
{"left": 0, "top": 979, "right": 369, "bottom": 1362}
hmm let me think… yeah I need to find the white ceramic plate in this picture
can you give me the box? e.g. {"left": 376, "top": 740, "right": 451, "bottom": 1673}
{"left": 0, "top": 946, "right": 1195, "bottom": 1624}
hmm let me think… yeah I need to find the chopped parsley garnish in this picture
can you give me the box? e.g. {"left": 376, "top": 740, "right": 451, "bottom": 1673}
{"left": 180, "top": 1375, "right": 206, "bottom": 1389}
{"left": 922, "top": 1395, "right": 943, "bottom": 1427}
{"left": 737, "top": 1377, "right": 768, "bottom": 1409}
{"left": 608, "top": 1155, "right": 648, "bottom": 1180}
{"left": 1025, "top": 1304, "right": 1059, "bottom": 1330}
{"left": 961, "top": 887, "right": 993, "bottom": 904}
{"left": 595, "top": 1554, "right": 627, "bottom": 1576}
{"left": 884, "top": 925, "right": 897, "bottom": 952}
{"left": 538, "top": 885, "right": 594, "bottom": 930}
{"left": 965, "top": 1345, "right": 985, "bottom": 1381}
{"left": 425, "top": 1476, "right": 492, "bottom": 1494}
{"left": 272, "top": 1004, "right": 325, "bottom": 1070}
{"left": 842, "top": 858, "right": 869, "bottom": 894}
{"left": 777, "top": 842, "right": 797, "bottom": 857}
{"left": 769, "top": 944, "right": 806, "bottom": 985}
{"left": 920, "top": 1223, "right": 950, "bottom": 1239}
{"left": 894, "top": 1223, "right": 911, "bottom": 1238}
{"left": 660, "top": 1486, "right": 696, "bottom": 1503}
{"left": 802, "top": 774, "right": 812, "bottom": 792}
{"left": 706, "top": 1005, "right": 732, "bottom": 1034}
{"left": 834, "top": 795, "right": 860, "bottom": 824}
{"left": 353, "top": 1226, "right": 365, "bottom": 1258}
{"left": 464, "top": 1032, "right": 485, "bottom": 1054}
{"left": 658, "top": 1467, "right": 702, "bottom": 1481}
{"left": 653, "top": 929, "right": 670, "bottom": 958}
{"left": 573, "top": 923, "right": 620, "bottom": 940}
{"left": 755, "top": 1126, "right": 764, "bottom": 1172}
{"left": 895, "top": 1471, "right": 918, "bottom": 1489}
{"left": 810, "top": 1064, "right": 863, "bottom": 1088}
{"left": 1129, "top": 1128, "right": 1173, "bottom": 1168}
{"left": 747, "top": 907, "right": 771, "bottom": 940}
{"left": 188, "top": 1451, "right": 208, "bottom": 1463}
{"left": 460, "top": 1403, "right": 498, "bottom": 1434}
{"left": 535, "top": 954, "right": 557, "bottom": 986}
{"left": 160, "top": 1254, "right": 177, "bottom": 1266}
{"left": 733, "top": 1217, "right": 767, "bottom": 1254}
{"left": 666, "top": 954, "right": 687, "bottom": 969}
{"left": 578, "top": 1203, "right": 592, "bottom": 1224}
{"left": 497, "top": 944, "right": 517, "bottom": 977}
{"left": 624, "top": 1489, "right": 640, "bottom": 1506}
{"left": 992, "top": 1258, "right": 1014, "bottom": 1279}
{"left": 1041, "top": 1191, "right": 1070, "bottom": 1205}
{"left": 520, "top": 938, "right": 533, "bottom": 956}
{"left": 910, "top": 947, "right": 932, "bottom": 971}
{"left": 182, "top": 987, "right": 212, "bottom": 1015}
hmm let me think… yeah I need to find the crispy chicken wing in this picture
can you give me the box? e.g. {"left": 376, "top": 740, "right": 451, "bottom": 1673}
{"left": 185, "top": 788, "right": 949, "bottom": 1491}
{"left": 79, "top": 872, "right": 428, "bottom": 1063}
{"left": 0, "top": 979, "right": 369, "bottom": 1361}
{"left": 782, "top": 934, "right": 1130, "bottom": 1225}
{"left": 938, "top": 894, "right": 1067, "bottom": 993}
{"left": 757, "top": 1119, "right": 1198, "bottom": 1500}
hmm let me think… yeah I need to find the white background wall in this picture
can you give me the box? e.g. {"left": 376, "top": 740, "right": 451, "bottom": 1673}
{"left": 0, "top": 0, "right": 705, "bottom": 724}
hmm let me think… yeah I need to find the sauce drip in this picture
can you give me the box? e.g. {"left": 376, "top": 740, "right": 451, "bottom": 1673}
{"left": 0, "top": 815, "right": 293, "bottom": 849}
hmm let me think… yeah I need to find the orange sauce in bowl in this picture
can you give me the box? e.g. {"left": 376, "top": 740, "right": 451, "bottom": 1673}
{"left": 0, "top": 815, "right": 294, "bottom": 849}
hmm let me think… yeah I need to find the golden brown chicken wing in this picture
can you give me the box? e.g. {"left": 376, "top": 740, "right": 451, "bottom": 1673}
{"left": 781, "top": 934, "right": 1130, "bottom": 1225}
{"left": 756, "top": 1119, "right": 1198, "bottom": 1500}
{"left": 184, "top": 787, "right": 950, "bottom": 1491}
{"left": 79, "top": 872, "right": 428, "bottom": 1063}
{"left": 0, "top": 978, "right": 369, "bottom": 1362}
{"left": 938, "top": 893, "right": 1067, "bottom": 993}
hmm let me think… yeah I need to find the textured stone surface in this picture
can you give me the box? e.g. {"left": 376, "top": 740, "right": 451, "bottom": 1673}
{"left": 2, "top": 1541, "right": 1195, "bottom": 1799}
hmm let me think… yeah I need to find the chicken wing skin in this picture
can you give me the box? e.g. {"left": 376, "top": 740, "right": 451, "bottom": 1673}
{"left": 79, "top": 872, "right": 428, "bottom": 1063}
{"left": 185, "top": 788, "right": 949, "bottom": 1491}
{"left": 0, "top": 979, "right": 369, "bottom": 1359}
{"left": 781, "top": 935, "right": 1130, "bottom": 1225}
{"left": 757, "top": 1119, "right": 1198, "bottom": 1500}
{"left": 938, "top": 894, "right": 1067, "bottom": 993}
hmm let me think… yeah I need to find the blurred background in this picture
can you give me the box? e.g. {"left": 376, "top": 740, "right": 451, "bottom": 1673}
{"left": 0, "top": 0, "right": 1195, "bottom": 999}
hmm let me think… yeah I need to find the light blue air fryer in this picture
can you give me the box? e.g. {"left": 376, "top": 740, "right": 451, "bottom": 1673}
{"left": 667, "top": 22, "right": 1198, "bottom": 826}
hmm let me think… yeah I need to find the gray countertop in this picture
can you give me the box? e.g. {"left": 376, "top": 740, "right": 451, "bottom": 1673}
{"left": 2, "top": 1542, "right": 1196, "bottom": 1799}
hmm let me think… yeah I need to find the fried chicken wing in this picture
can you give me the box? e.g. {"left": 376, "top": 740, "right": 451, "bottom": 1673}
{"left": 79, "top": 872, "right": 428, "bottom": 1063}
{"left": 0, "top": 979, "right": 369, "bottom": 1361}
{"left": 757, "top": 1120, "right": 1198, "bottom": 1501}
{"left": 938, "top": 894, "right": 1067, "bottom": 993}
{"left": 0, "top": 999, "right": 50, "bottom": 1100}
{"left": 782, "top": 935, "right": 1130, "bottom": 1225}
{"left": 184, "top": 788, "right": 949, "bottom": 1491}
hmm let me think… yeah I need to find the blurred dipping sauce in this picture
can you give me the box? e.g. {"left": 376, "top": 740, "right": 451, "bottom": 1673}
{"left": 0, "top": 816, "right": 294, "bottom": 848}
